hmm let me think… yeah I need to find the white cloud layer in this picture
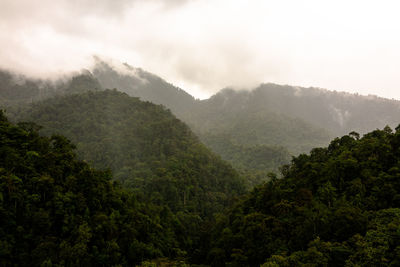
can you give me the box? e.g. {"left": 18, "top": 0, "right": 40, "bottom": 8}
{"left": 1, "top": 0, "right": 400, "bottom": 99}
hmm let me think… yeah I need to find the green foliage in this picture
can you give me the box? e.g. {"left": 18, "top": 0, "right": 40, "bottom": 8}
{"left": 8, "top": 90, "right": 246, "bottom": 264}
{"left": 207, "top": 126, "right": 400, "bottom": 266}
{"left": 0, "top": 111, "right": 186, "bottom": 266}
{"left": 13, "top": 90, "right": 245, "bottom": 218}
{"left": 5, "top": 64, "right": 400, "bottom": 266}
{"left": 182, "top": 88, "right": 332, "bottom": 156}
{"left": 200, "top": 133, "right": 291, "bottom": 185}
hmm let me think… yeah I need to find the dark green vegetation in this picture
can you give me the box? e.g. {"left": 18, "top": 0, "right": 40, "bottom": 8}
{"left": 0, "top": 111, "right": 190, "bottom": 265}
{"left": 208, "top": 126, "right": 400, "bottom": 266}
{"left": 5, "top": 103, "right": 400, "bottom": 265}
{"left": 3, "top": 64, "right": 400, "bottom": 266}
{"left": 5, "top": 63, "right": 400, "bottom": 179}
{"left": 201, "top": 135, "right": 290, "bottom": 172}
{"left": 91, "top": 63, "right": 328, "bottom": 176}
{"left": 13, "top": 90, "right": 245, "bottom": 217}
{"left": 90, "top": 63, "right": 400, "bottom": 176}
{"left": 200, "top": 133, "right": 291, "bottom": 186}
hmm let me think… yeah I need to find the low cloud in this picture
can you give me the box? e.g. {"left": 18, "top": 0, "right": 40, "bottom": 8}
{"left": 1, "top": 0, "right": 400, "bottom": 99}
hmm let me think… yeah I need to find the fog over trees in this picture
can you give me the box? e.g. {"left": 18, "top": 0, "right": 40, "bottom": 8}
{"left": 2, "top": 59, "right": 400, "bottom": 265}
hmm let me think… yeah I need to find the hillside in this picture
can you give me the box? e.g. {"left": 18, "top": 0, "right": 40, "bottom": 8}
{"left": 4, "top": 90, "right": 400, "bottom": 266}
{"left": 89, "top": 63, "right": 330, "bottom": 172}
{"left": 202, "top": 85, "right": 400, "bottom": 137}
{"left": 91, "top": 63, "right": 400, "bottom": 163}
{"left": 4, "top": 64, "right": 400, "bottom": 177}
{"left": 0, "top": 111, "right": 188, "bottom": 266}
{"left": 0, "top": 69, "right": 101, "bottom": 108}
{"left": 185, "top": 89, "right": 332, "bottom": 155}
{"left": 206, "top": 125, "right": 400, "bottom": 266}
{"left": 3, "top": 66, "right": 400, "bottom": 265}
{"left": 92, "top": 60, "right": 197, "bottom": 116}
{"left": 11, "top": 90, "right": 245, "bottom": 217}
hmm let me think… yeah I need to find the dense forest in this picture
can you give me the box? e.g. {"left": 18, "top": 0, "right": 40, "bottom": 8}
{"left": 88, "top": 62, "right": 400, "bottom": 174}
{"left": 10, "top": 90, "right": 245, "bottom": 218}
{"left": 3, "top": 63, "right": 400, "bottom": 265}
{"left": 198, "top": 85, "right": 400, "bottom": 137}
{"left": 4, "top": 107, "right": 400, "bottom": 265}
{"left": 4, "top": 62, "right": 400, "bottom": 179}
{"left": 207, "top": 126, "right": 400, "bottom": 266}
{"left": 0, "top": 111, "right": 188, "bottom": 265}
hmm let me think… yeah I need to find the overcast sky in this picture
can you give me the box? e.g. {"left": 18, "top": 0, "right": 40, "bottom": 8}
{"left": 1, "top": 0, "right": 400, "bottom": 99}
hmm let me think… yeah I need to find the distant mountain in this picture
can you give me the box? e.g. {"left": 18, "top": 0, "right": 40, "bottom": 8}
{"left": 92, "top": 61, "right": 197, "bottom": 116}
{"left": 210, "top": 84, "right": 400, "bottom": 137}
{"left": 3, "top": 62, "right": 400, "bottom": 176}
{"left": 0, "top": 68, "right": 101, "bottom": 107}
{"left": 184, "top": 88, "right": 332, "bottom": 155}
{"left": 180, "top": 84, "right": 400, "bottom": 159}
{"left": 87, "top": 62, "right": 297, "bottom": 173}
{"left": 88, "top": 63, "right": 328, "bottom": 171}
{"left": 90, "top": 62, "right": 400, "bottom": 155}
{"left": 12, "top": 90, "right": 245, "bottom": 217}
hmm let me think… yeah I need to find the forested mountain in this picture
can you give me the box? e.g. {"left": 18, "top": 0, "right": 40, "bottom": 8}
{"left": 89, "top": 63, "right": 328, "bottom": 173}
{"left": 92, "top": 60, "right": 197, "bottom": 116}
{"left": 4, "top": 62, "right": 400, "bottom": 178}
{"left": 207, "top": 126, "right": 400, "bottom": 266}
{"left": 3, "top": 63, "right": 400, "bottom": 266}
{"left": 0, "top": 111, "right": 189, "bottom": 265}
{"left": 0, "top": 69, "right": 101, "bottom": 107}
{"left": 4, "top": 107, "right": 400, "bottom": 266}
{"left": 185, "top": 89, "right": 332, "bottom": 155}
{"left": 0, "top": 64, "right": 289, "bottom": 181}
{"left": 200, "top": 85, "right": 400, "bottom": 137}
{"left": 11, "top": 90, "right": 245, "bottom": 218}
{"left": 89, "top": 63, "right": 400, "bottom": 170}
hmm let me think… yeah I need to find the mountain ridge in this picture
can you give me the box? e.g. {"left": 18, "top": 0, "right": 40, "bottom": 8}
{"left": 3, "top": 61, "right": 400, "bottom": 175}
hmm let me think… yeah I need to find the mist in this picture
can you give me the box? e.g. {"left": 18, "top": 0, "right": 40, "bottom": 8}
{"left": 1, "top": 0, "right": 400, "bottom": 99}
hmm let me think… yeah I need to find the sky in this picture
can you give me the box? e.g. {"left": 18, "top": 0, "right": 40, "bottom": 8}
{"left": 1, "top": 0, "right": 400, "bottom": 99}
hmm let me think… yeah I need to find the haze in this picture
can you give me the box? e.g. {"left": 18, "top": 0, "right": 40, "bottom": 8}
{"left": 1, "top": 0, "right": 400, "bottom": 99}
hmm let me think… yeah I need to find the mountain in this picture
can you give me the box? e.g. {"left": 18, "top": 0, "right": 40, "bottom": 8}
{"left": 0, "top": 68, "right": 102, "bottom": 108}
{"left": 185, "top": 88, "right": 332, "bottom": 155}
{"left": 90, "top": 63, "right": 400, "bottom": 163}
{"left": 92, "top": 60, "right": 197, "bottom": 116}
{"left": 88, "top": 63, "right": 327, "bottom": 173}
{"left": 206, "top": 84, "right": 400, "bottom": 137}
{"left": 3, "top": 63, "right": 400, "bottom": 265}
{"left": 11, "top": 90, "right": 245, "bottom": 218}
{"left": 206, "top": 125, "right": 400, "bottom": 266}
{"left": 3, "top": 62, "right": 400, "bottom": 178}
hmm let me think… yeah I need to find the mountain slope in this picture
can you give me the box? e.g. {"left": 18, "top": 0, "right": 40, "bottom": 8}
{"left": 203, "top": 84, "right": 400, "bottom": 137}
{"left": 207, "top": 125, "right": 400, "bottom": 266}
{"left": 11, "top": 90, "right": 245, "bottom": 217}
{"left": 4, "top": 63, "right": 400, "bottom": 175}
{"left": 186, "top": 90, "right": 332, "bottom": 155}
{"left": 92, "top": 61, "right": 197, "bottom": 116}
{"left": 0, "top": 111, "right": 186, "bottom": 266}
{"left": 0, "top": 68, "right": 101, "bottom": 107}
{"left": 89, "top": 63, "right": 329, "bottom": 170}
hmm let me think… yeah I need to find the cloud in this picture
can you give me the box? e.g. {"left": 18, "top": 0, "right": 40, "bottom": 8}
{"left": 1, "top": 0, "right": 400, "bottom": 99}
